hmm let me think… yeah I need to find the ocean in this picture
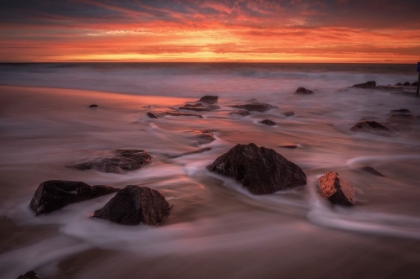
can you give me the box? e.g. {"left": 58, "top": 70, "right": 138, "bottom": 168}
{"left": 0, "top": 63, "right": 420, "bottom": 279}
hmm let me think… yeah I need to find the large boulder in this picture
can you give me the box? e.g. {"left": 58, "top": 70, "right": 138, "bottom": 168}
{"left": 207, "top": 143, "right": 307, "bottom": 195}
{"left": 231, "top": 103, "right": 274, "bottom": 112}
{"left": 68, "top": 149, "right": 151, "bottom": 174}
{"left": 30, "top": 180, "right": 118, "bottom": 216}
{"left": 93, "top": 185, "right": 171, "bottom": 225}
{"left": 317, "top": 172, "right": 354, "bottom": 206}
{"left": 352, "top": 81, "right": 376, "bottom": 88}
{"left": 294, "top": 87, "right": 313, "bottom": 94}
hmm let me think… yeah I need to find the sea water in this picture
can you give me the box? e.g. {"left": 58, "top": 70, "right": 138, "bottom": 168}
{"left": 0, "top": 63, "right": 419, "bottom": 279}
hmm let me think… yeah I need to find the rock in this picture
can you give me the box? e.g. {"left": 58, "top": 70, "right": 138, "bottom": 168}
{"left": 179, "top": 103, "right": 219, "bottom": 111}
{"left": 229, "top": 110, "right": 250, "bottom": 117}
{"left": 166, "top": 111, "right": 203, "bottom": 118}
{"left": 30, "top": 180, "right": 118, "bottom": 216}
{"left": 387, "top": 113, "right": 413, "bottom": 121}
{"left": 403, "top": 82, "right": 411, "bottom": 86}
{"left": 295, "top": 87, "right": 313, "bottom": 94}
{"left": 68, "top": 149, "right": 151, "bottom": 174}
{"left": 231, "top": 103, "right": 274, "bottom": 112}
{"left": 261, "top": 119, "right": 276, "bottom": 126}
{"left": 89, "top": 104, "right": 98, "bottom": 108}
{"left": 18, "top": 271, "right": 40, "bottom": 279}
{"left": 391, "top": 109, "right": 410, "bottom": 113}
{"left": 351, "top": 120, "right": 391, "bottom": 133}
{"left": 283, "top": 111, "right": 294, "bottom": 117}
{"left": 93, "top": 185, "right": 171, "bottom": 225}
{"left": 360, "top": 166, "right": 384, "bottom": 177}
{"left": 192, "top": 130, "right": 215, "bottom": 145}
{"left": 352, "top": 81, "right": 376, "bottom": 88}
{"left": 198, "top": 95, "right": 218, "bottom": 104}
{"left": 395, "top": 82, "right": 403, "bottom": 86}
{"left": 279, "top": 144, "right": 298, "bottom": 149}
{"left": 413, "top": 82, "right": 418, "bottom": 86}
{"left": 317, "top": 172, "right": 355, "bottom": 206}
{"left": 168, "top": 147, "right": 212, "bottom": 159}
{"left": 147, "top": 112, "right": 160, "bottom": 118}
{"left": 207, "top": 143, "right": 307, "bottom": 195}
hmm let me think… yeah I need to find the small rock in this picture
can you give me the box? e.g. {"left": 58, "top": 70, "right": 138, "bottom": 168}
{"left": 198, "top": 95, "right": 218, "bottom": 104}
{"left": 207, "top": 143, "right": 307, "bottom": 195}
{"left": 387, "top": 113, "right": 413, "bottom": 121}
{"left": 89, "top": 104, "right": 98, "bottom": 108}
{"left": 403, "top": 82, "right": 411, "bottom": 86}
{"left": 192, "top": 130, "right": 215, "bottom": 145}
{"left": 395, "top": 82, "right": 403, "bottom": 86}
{"left": 352, "top": 81, "right": 376, "bottom": 88}
{"left": 68, "top": 149, "right": 151, "bottom": 174}
{"left": 279, "top": 144, "right": 298, "bottom": 149}
{"left": 18, "top": 271, "right": 40, "bottom": 279}
{"left": 30, "top": 180, "right": 118, "bottom": 215}
{"left": 295, "top": 87, "right": 313, "bottom": 94}
{"left": 261, "top": 119, "right": 276, "bottom": 126}
{"left": 93, "top": 185, "right": 171, "bottom": 225}
{"left": 351, "top": 120, "right": 391, "bottom": 133}
{"left": 147, "top": 112, "right": 160, "bottom": 118}
{"left": 317, "top": 172, "right": 355, "bottom": 206}
{"left": 391, "top": 109, "right": 410, "bottom": 113}
{"left": 166, "top": 111, "right": 203, "bottom": 118}
{"left": 179, "top": 103, "right": 219, "bottom": 111}
{"left": 231, "top": 103, "right": 274, "bottom": 112}
{"left": 229, "top": 110, "right": 250, "bottom": 116}
{"left": 412, "top": 82, "right": 418, "bottom": 86}
{"left": 360, "top": 166, "right": 384, "bottom": 177}
{"left": 283, "top": 111, "right": 294, "bottom": 117}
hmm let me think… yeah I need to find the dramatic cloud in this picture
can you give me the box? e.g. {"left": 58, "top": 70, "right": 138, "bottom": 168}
{"left": 0, "top": 0, "right": 419, "bottom": 62}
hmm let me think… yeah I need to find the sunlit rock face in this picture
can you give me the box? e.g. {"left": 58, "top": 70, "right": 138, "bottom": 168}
{"left": 30, "top": 180, "right": 118, "bottom": 215}
{"left": 207, "top": 143, "right": 307, "bottom": 195}
{"left": 317, "top": 172, "right": 355, "bottom": 206}
{"left": 93, "top": 185, "right": 171, "bottom": 226}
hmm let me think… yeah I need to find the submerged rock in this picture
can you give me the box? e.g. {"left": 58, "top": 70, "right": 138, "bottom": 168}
{"left": 295, "top": 87, "right": 313, "bottom": 94}
{"left": 179, "top": 103, "right": 219, "bottom": 111}
{"left": 229, "top": 110, "right": 250, "bottom": 117}
{"left": 30, "top": 180, "right": 118, "bottom": 215}
{"left": 261, "top": 119, "right": 276, "bottom": 126}
{"left": 192, "top": 130, "right": 215, "bottom": 145}
{"left": 391, "top": 109, "right": 410, "bottom": 113}
{"left": 89, "top": 104, "right": 98, "bottom": 108}
{"left": 360, "top": 166, "right": 384, "bottom": 177}
{"left": 166, "top": 111, "right": 203, "bottom": 118}
{"left": 387, "top": 113, "right": 413, "bottom": 122}
{"left": 283, "top": 111, "right": 295, "bottom": 117}
{"left": 352, "top": 81, "right": 376, "bottom": 88}
{"left": 317, "top": 172, "right": 355, "bottom": 206}
{"left": 351, "top": 120, "right": 391, "bottom": 133}
{"left": 198, "top": 95, "right": 218, "bottom": 104}
{"left": 68, "top": 149, "right": 151, "bottom": 174}
{"left": 231, "top": 103, "right": 274, "bottom": 112}
{"left": 93, "top": 185, "right": 171, "bottom": 226}
{"left": 18, "top": 271, "right": 40, "bottom": 279}
{"left": 147, "top": 112, "right": 160, "bottom": 118}
{"left": 207, "top": 143, "right": 307, "bottom": 195}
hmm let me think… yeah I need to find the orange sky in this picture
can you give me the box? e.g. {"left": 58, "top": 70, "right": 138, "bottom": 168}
{"left": 1, "top": 0, "right": 419, "bottom": 63}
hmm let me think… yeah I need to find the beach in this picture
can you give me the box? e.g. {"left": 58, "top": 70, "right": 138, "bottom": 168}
{"left": 1, "top": 63, "right": 420, "bottom": 279}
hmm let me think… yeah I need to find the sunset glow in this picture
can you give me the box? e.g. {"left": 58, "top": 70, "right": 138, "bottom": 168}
{"left": 1, "top": 0, "right": 419, "bottom": 63}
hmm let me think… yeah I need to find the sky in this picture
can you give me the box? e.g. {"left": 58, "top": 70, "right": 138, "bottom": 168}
{"left": 0, "top": 0, "right": 419, "bottom": 63}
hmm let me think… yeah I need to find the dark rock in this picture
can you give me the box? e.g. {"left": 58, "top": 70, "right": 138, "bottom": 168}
{"left": 261, "top": 119, "right": 276, "bottom": 126}
{"left": 93, "top": 185, "right": 171, "bottom": 225}
{"left": 279, "top": 144, "right": 298, "bottom": 149}
{"left": 391, "top": 109, "right": 410, "bottom": 113}
{"left": 207, "top": 143, "right": 307, "bottom": 195}
{"left": 351, "top": 120, "right": 391, "bottom": 133}
{"left": 68, "top": 149, "right": 151, "bottom": 174}
{"left": 179, "top": 103, "right": 219, "bottom": 111}
{"left": 147, "top": 112, "right": 160, "bottom": 118}
{"left": 317, "top": 172, "right": 354, "bottom": 206}
{"left": 360, "top": 166, "right": 384, "bottom": 177}
{"left": 403, "top": 82, "right": 411, "bottom": 86}
{"left": 229, "top": 110, "right": 250, "bottom": 116}
{"left": 30, "top": 180, "right": 118, "bottom": 216}
{"left": 231, "top": 103, "right": 274, "bottom": 112}
{"left": 412, "top": 82, "right": 418, "bottom": 86}
{"left": 387, "top": 113, "right": 413, "bottom": 121}
{"left": 283, "top": 111, "right": 295, "bottom": 117}
{"left": 192, "top": 130, "right": 215, "bottom": 145}
{"left": 89, "top": 104, "right": 98, "bottom": 108}
{"left": 198, "top": 95, "right": 218, "bottom": 104}
{"left": 18, "top": 271, "right": 40, "bottom": 279}
{"left": 168, "top": 147, "right": 212, "bottom": 159}
{"left": 352, "top": 81, "right": 376, "bottom": 88}
{"left": 295, "top": 87, "right": 313, "bottom": 94}
{"left": 395, "top": 82, "right": 403, "bottom": 86}
{"left": 166, "top": 111, "right": 203, "bottom": 118}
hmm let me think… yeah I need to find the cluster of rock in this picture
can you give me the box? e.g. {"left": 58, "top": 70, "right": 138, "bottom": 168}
{"left": 395, "top": 82, "right": 418, "bottom": 86}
